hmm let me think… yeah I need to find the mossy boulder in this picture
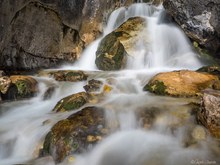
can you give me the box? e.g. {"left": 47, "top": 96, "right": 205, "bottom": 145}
{"left": 144, "top": 70, "right": 220, "bottom": 97}
{"left": 114, "top": 17, "right": 146, "bottom": 55}
{"left": 42, "top": 107, "right": 106, "bottom": 162}
{"left": 38, "top": 70, "right": 88, "bottom": 82}
{"left": 95, "top": 17, "right": 146, "bottom": 71}
{"left": 53, "top": 92, "right": 89, "bottom": 112}
{"left": 95, "top": 32, "right": 126, "bottom": 71}
{"left": 1, "top": 75, "right": 38, "bottom": 101}
{"left": 197, "top": 89, "right": 220, "bottom": 139}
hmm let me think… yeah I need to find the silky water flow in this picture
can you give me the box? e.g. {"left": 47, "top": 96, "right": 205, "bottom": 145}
{"left": 0, "top": 2, "right": 219, "bottom": 165}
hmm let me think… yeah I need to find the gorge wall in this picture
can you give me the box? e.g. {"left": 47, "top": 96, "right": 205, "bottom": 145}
{"left": 0, "top": 0, "right": 134, "bottom": 71}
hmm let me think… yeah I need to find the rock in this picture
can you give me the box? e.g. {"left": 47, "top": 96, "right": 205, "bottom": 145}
{"left": 43, "top": 86, "right": 56, "bottom": 100}
{"left": 0, "top": 70, "right": 6, "bottom": 76}
{"left": 38, "top": 70, "right": 88, "bottom": 82}
{"left": 144, "top": 70, "right": 220, "bottom": 97}
{"left": 197, "top": 89, "right": 220, "bottom": 138}
{"left": 95, "top": 32, "right": 126, "bottom": 71}
{"left": 83, "top": 79, "right": 104, "bottom": 93}
{"left": 114, "top": 17, "right": 146, "bottom": 55}
{"left": 0, "top": 76, "right": 11, "bottom": 94}
{"left": 95, "top": 17, "right": 146, "bottom": 70}
{"left": 42, "top": 107, "right": 106, "bottom": 163}
{"left": 163, "top": 0, "right": 220, "bottom": 58}
{"left": 197, "top": 65, "right": 220, "bottom": 77}
{"left": 191, "top": 126, "right": 207, "bottom": 141}
{"left": 0, "top": 0, "right": 135, "bottom": 71}
{"left": 0, "top": 75, "right": 38, "bottom": 101}
{"left": 52, "top": 92, "right": 89, "bottom": 112}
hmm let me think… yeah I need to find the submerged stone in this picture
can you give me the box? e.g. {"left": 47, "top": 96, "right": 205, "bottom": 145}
{"left": 42, "top": 107, "right": 106, "bottom": 162}
{"left": 144, "top": 70, "right": 220, "bottom": 97}
{"left": 53, "top": 92, "right": 89, "bottom": 112}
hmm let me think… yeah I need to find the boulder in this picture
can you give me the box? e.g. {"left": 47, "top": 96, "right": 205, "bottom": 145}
{"left": 38, "top": 70, "right": 88, "bottom": 82}
{"left": 95, "top": 32, "right": 126, "bottom": 71}
{"left": 197, "top": 89, "right": 220, "bottom": 138}
{"left": 144, "top": 70, "right": 220, "bottom": 97}
{"left": 52, "top": 92, "right": 89, "bottom": 112}
{"left": 114, "top": 17, "right": 146, "bottom": 55}
{"left": 0, "top": 0, "right": 135, "bottom": 71}
{"left": 95, "top": 17, "right": 146, "bottom": 70}
{"left": 163, "top": 0, "right": 220, "bottom": 58}
{"left": 42, "top": 107, "right": 106, "bottom": 162}
{"left": 0, "top": 75, "right": 38, "bottom": 100}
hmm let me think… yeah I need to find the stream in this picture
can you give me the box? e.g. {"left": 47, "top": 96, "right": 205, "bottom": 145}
{"left": 0, "top": 3, "right": 219, "bottom": 165}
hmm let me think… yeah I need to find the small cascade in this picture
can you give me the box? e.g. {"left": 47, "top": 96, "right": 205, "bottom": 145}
{"left": 68, "top": 3, "right": 202, "bottom": 71}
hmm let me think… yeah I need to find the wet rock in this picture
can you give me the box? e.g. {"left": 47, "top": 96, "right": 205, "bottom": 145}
{"left": 42, "top": 107, "right": 106, "bottom": 163}
{"left": 0, "top": 75, "right": 38, "bottom": 101}
{"left": 95, "top": 17, "right": 146, "bottom": 70}
{"left": 114, "top": 17, "right": 146, "bottom": 55}
{"left": 144, "top": 70, "right": 220, "bottom": 97}
{"left": 0, "top": 0, "right": 135, "bottom": 71}
{"left": 43, "top": 86, "right": 56, "bottom": 100}
{"left": 53, "top": 92, "right": 89, "bottom": 112}
{"left": 0, "top": 76, "right": 11, "bottom": 94}
{"left": 83, "top": 79, "right": 104, "bottom": 93}
{"left": 39, "top": 70, "right": 88, "bottom": 82}
{"left": 163, "top": 0, "right": 220, "bottom": 58}
{"left": 197, "top": 65, "right": 220, "bottom": 77}
{"left": 197, "top": 89, "right": 220, "bottom": 138}
{"left": 95, "top": 32, "right": 126, "bottom": 71}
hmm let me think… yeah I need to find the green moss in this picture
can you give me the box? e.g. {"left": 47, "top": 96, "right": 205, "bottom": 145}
{"left": 15, "top": 80, "right": 30, "bottom": 96}
{"left": 63, "top": 97, "right": 87, "bottom": 111}
{"left": 144, "top": 80, "right": 167, "bottom": 95}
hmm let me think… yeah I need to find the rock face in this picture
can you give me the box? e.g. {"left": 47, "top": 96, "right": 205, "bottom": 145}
{"left": 144, "top": 70, "right": 220, "bottom": 97}
{"left": 197, "top": 89, "right": 220, "bottom": 138}
{"left": 52, "top": 92, "right": 89, "bottom": 113}
{"left": 163, "top": 0, "right": 220, "bottom": 58}
{"left": 0, "top": 75, "right": 38, "bottom": 100}
{"left": 0, "top": 0, "right": 135, "bottom": 71}
{"left": 42, "top": 107, "right": 106, "bottom": 163}
{"left": 95, "top": 17, "right": 146, "bottom": 70}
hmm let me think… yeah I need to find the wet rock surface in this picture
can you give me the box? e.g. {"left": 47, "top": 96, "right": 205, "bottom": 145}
{"left": 38, "top": 70, "right": 88, "bottom": 82}
{"left": 144, "top": 70, "right": 220, "bottom": 97}
{"left": 0, "top": 75, "right": 38, "bottom": 101}
{"left": 163, "top": 0, "right": 220, "bottom": 58}
{"left": 95, "top": 17, "right": 146, "bottom": 70}
{"left": 42, "top": 106, "right": 106, "bottom": 163}
{"left": 52, "top": 92, "right": 89, "bottom": 113}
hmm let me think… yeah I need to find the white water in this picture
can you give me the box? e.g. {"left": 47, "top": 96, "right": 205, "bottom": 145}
{"left": 0, "top": 2, "right": 219, "bottom": 165}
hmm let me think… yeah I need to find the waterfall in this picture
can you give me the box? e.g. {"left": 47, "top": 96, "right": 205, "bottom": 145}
{"left": 64, "top": 3, "right": 202, "bottom": 71}
{"left": 0, "top": 3, "right": 217, "bottom": 165}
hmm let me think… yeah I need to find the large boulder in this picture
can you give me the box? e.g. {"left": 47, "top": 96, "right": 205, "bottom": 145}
{"left": 95, "top": 17, "right": 146, "bottom": 70}
{"left": 0, "top": 0, "right": 135, "bottom": 71}
{"left": 197, "top": 89, "right": 220, "bottom": 138}
{"left": 0, "top": 75, "right": 38, "bottom": 100}
{"left": 144, "top": 70, "right": 220, "bottom": 97}
{"left": 163, "top": 0, "right": 220, "bottom": 58}
{"left": 42, "top": 107, "right": 106, "bottom": 163}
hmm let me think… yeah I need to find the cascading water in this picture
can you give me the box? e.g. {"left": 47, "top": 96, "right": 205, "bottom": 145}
{"left": 0, "top": 2, "right": 219, "bottom": 165}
